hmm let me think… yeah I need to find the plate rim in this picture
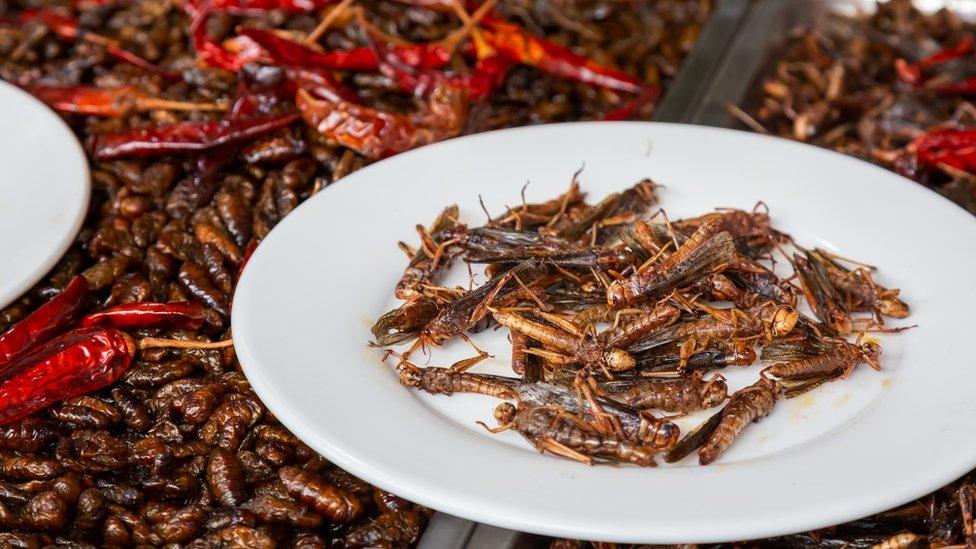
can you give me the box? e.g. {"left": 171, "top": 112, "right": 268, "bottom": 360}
{"left": 0, "top": 81, "right": 90, "bottom": 309}
{"left": 233, "top": 121, "right": 976, "bottom": 543}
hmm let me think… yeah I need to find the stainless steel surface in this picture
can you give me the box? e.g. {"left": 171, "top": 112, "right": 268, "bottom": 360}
{"left": 688, "top": 0, "right": 802, "bottom": 127}
{"left": 690, "top": 0, "right": 976, "bottom": 128}
{"left": 652, "top": 0, "right": 752, "bottom": 123}
{"left": 416, "top": 513, "right": 477, "bottom": 549}
{"left": 466, "top": 523, "right": 530, "bottom": 549}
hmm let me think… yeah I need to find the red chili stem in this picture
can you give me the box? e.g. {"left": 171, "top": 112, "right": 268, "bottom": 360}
{"left": 26, "top": 84, "right": 134, "bottom": 117}
{"left": 0, "top": 275, "right": 88, "bottom": 372}
{"left": 88, "top": 112, "right": 300, "bottom": 160}
{"left": 0, "top": 327, "right": 134, "bottom": 425}
{"left": 79, "top": 302, "right": 206, "bottom": 331}
{"left": 24, "top": 84, "right": 227, "bottom": 117}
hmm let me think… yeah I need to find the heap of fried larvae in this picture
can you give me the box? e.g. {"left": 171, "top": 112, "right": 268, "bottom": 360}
{"left": 372, "top": 177, "right": 910, "bottom": 467}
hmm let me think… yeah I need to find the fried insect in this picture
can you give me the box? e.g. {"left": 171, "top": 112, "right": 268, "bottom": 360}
{"left": 809, "top": 249, "right": 910, "bottom": 320}
{"left": 607, "top": 220, "right": 736, "bottom": 308}
{"left": 492, "top": 309, "right": 638, "bottom": 372}
{"left": 793, "top": 250, "right": 853, "bottom": 335}
{"left": 243, "top": 495, "right": 321, "bottom": 528}
{"left": 370, "top": 299, "right": 439, "bottom": 346}
{"left": 627, "top": 301, "right": 797, "bottom": 357}
{"left": 394, "top": 205, "right": 462, "bottom": 302}
{"left": 0, "top": 418, "right": 56, "bottom": 452}
{"left": 699, "top": 377, "right": 780, "bottom": 465}
{"left": 345, "top": 508, "right": 423, "bottom": 547}
{"left": 600, "top": 371, "right": 728, "bottom": 413}
{"left": 763, "top": 340, "right": 883, "bottom": 380}
{"left": 512, "top": 380, "right": 678, "bottom": 451}
{"left": 416, "top": 259, "right": 550, "bottom": 348}
{"left": 673, "top": 206, "right": 785, "bottom": 258}
{"left": 207, "top": 449, "right": 247, "bottom": 508}
{"left": 380, "top": 176, "right": 907, "bottom": 475}
{"left": 488, "top": 402, "right": 657, "bottom": 466}
{"left": 394, "top": 360, "right": 516, "bottom": 399}
{"left": 634, "top": 342, "right": 758, "bottom": 373}
{"left": 279, "top": 466, "right": 363, "bottom": 523}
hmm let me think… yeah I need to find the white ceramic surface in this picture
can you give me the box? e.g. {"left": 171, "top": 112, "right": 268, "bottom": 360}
{"left": 233, "top": 123, "right": 976, "bottom": 544}
{"left": 0, "top": 81, "right": 89, "bottom": 308}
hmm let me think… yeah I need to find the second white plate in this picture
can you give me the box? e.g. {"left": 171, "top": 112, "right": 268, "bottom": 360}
{"left": 233, "top": 123, "right": 976, "bottom": 544}
{"left": 0, "top": 81, "right": 89, "bottom": 308}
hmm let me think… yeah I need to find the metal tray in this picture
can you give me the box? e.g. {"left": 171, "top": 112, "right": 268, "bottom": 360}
{"left": 417, "top": 0, "right": 976, "bottom": 546}
{"left": 689, "top": 0, "right": 976, "bottom": 128}
{"left": 414, "top": 0, "right": 753, "bottom": 545}
{"left": 651, "top": 0, "right": 752, "bottom": 123}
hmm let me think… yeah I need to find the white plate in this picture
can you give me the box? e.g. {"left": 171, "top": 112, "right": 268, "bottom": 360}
{"left": 0, "top": 81, "right": 89, "bottom": 308}
{"left": 233, "top": 123, "right": 976, "bottom": 544}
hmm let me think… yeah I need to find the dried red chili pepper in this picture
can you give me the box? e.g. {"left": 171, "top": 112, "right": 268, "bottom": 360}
{"left": 188, "top": 5, "right": 265, "bottom": 72}
{"left": 283, "top": 67, "right": 361, "bottom": 103}
{"left": 464, "top": 55, "right": 512, "bottom": 101}
{"left": 18, "top": 9, "right": 180, "bottom": 81}
{"left": 88, "top": 112, "right": 300, "bottom": 160}
{"left": 896, "top": 36, "right": 974, "bottom": 85}
{"left": 79, "top": 302, "right": 206, "bottom": 331}
{"left": 481, "top": 18, "right": 646, "bottom": 94}
{"left": 24, "top": 85, "right": 226, "bottom": 117}
{"left": 0, "top": 275, "right": 88, "bottom": 371}
{"left": 207, "top": 0, "right": 334, "bottom": 15}
{"left": 297, "top": 88, "right": 417, "bottom": 158}
{"left": 297, "top": 82, "right": 465, "bottom": 158}
{"left": 359, "top": 19, "right": 501, "bottom": 101}
{"left": 0, "top": 327, "right": 134, "bottom": 425}
{"left": 913, "top": 128, "right": 976, "bottom": 172}
{"left": 934, "top": 77, "right": 976, "bottom": 96}
{"left": 238, "top": 27, "right": 453, "bottom": 72}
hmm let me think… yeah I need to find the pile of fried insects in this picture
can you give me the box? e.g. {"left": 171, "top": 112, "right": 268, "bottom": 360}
{"left": 0, "top": 0, "right": 714, "bottom": 544}
{"left": 732, "top": 0, "right": 976, "bottom": 215}
{"left": 376, "top": 177, "right": 910, "bottom": 467}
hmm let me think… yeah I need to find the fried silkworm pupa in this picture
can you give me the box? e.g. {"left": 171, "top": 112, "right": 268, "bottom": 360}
{"left": 187, "top": 525, "right": 276, "bottom": 549}
{"left": 0, "top": 417, "right": 57, "bottom": 452}
{"left": 207, "top": 449, "right": 247, "bottom": 507}
{"left": 0, "top": 454, "right": 62, "bottom": 480}
{"left": 154, "top": 504, "right": 206, "bottom": 544}
{"left": 279, "top": 466, "right": 363, "bottom": 523}
{"left": 242, "top": 495, "right": 322, "bottom": 528}
{"left": 345, "top": 508, "right": 423, "bottom": 548}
